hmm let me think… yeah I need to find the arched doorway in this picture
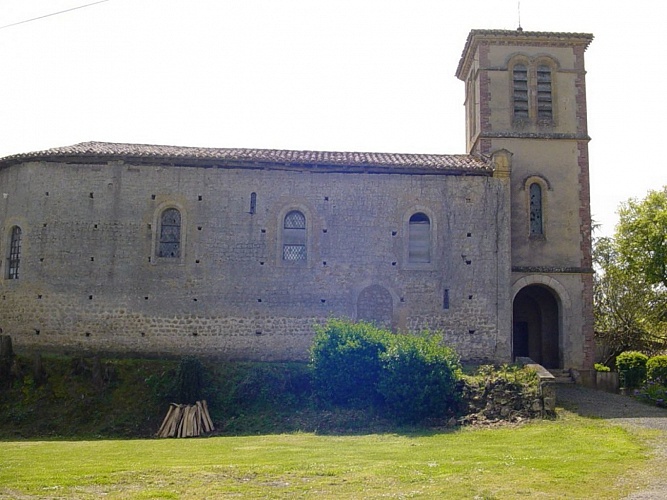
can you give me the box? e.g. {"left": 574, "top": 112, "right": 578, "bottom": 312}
{"left": 512, "top": 285, "right": 560, "bottom": 368}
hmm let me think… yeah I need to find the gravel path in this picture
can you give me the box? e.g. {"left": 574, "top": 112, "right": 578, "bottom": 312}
{"left": 557, "top": 384, "right": 667, "bottom": 499}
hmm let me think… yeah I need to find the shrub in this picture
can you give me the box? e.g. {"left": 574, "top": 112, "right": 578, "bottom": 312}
{"left": 378, "top": 333, "right": 461, "bottom": 423}
{"left": 310, "top": 319, "right": 392, "bottom": 406}
{"left": 594, "top": 363, "right": 611, "bottom": 372}
{"left": 616, "top": 351, "right": 648, "bottom": 389}
{"left": 647, "top": 355, "right": 667, "bottom": 385}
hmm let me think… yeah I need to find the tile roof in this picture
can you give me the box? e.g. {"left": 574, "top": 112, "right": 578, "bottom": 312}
{"left": 0, "top": 141, "right": 494, "bottom": 175}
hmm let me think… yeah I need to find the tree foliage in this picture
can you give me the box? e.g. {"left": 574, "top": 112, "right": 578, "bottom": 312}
{"left": 594, "top": 188, "right": 667, "bottom": 362}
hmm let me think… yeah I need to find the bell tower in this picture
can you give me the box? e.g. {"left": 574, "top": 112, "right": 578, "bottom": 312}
{"left": 456, "top": 29, "right": 595, "bottom": 370}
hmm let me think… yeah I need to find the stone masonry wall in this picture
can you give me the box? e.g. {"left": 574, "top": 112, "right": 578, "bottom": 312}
{"left": 0, "top": 160, "right": 511, "bottom": 361}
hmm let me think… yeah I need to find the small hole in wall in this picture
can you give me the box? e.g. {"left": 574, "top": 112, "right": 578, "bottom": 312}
{"left": 261, "top": 229, "right": 266, "bottom": 233}
{"left": 90, "top": 257, "right": 94, "bottom": 261}
{"left": 260, "top": 261, "right": 265, "bottom": 265}
{"left": 467, "top": 233, "right": 472, "bottom": 237}
{"left": 195, "top": 259, "right": 200, "bottom": 264}
{"left": 466, "top": 197, "right": 472, "bottom": 203}
{"left": 256, "top": 330, "right": 262, "bottom": 335}
{"left": 198, "top": 195, "right": 202, "bottom": 201}
{"left": 141, "top": 332, "right": 145, "bottom": 337}
{"left": 192, "top": 332, "right": 198, "bottom": 337}
{"left": 322, "top": 261, "right": 327, "bottom": 266}
{"left": 400, "top": 297, "right": 405, "bottom": 303}
{"left": 320, "top": 299, "right": 326, "bottom": 303}
{"left": 144, "top": 296, "right": 149, "bottom": 300}
{"left": 88, "top": 295, "right": 93, "bottom": 300}
{"left": 468, "top": 329, "right": 476, "bottom": 334}
{"left": 257, "top": 298, "right": 262, "bottom": 303}
{"left": 45, "top": 192, "right": 49, "bottom": 196}
{"left": 197, "top": 226, "right": 202, "bottom": 231}
{"left": 39, "top": 258, "right": 44, "bottom": 262}
{"left": 193, "top": 298, "right": 198, "bottom": 302}
{"left": 43, "top": 223, "right": 47, "bottom": 228}
{"left": 392, "top": 262, "right": 397, "bottom": 266}
{"left": 34, "top": 329, "right": 40, "bottom": 335}
{"left": 94, "top": 224, "right": 98, "bottom": 229}
{"left": 85, "top": 332, "right": 91, "bottom": 337}
{"left": 391, "top": 231, "right": 397, "bottom": 236}
{"left": 324, "top": 196, "right": 329, "bottom": 201}
{"left": 151, "top": 194, "right": 156, "bottom": 200}
{"left": 148, "top": 257, "right": 151, "bottom": 263}
{"left": 147, "top": 223, "right": 152, "bottom": 230}
{"left": 466, "top": 260, "right": 472, "bottom": 265}
{"left": 37, "top": 295, "right": 42, "bottom": 299}
{"left": 89, "top": 192, "right": 94, "bottom": 199}
{"left": 468, "top": 295, "right": 473, "bottom": 300}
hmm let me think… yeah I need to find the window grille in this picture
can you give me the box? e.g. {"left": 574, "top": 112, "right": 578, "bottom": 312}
{"left": 7, "top": 226, "right": 21, "bottom": 279}
{"left": 283, "top": 211, "right": 306, "bottom": 261}
{"left": 513, "top": 64, "right": 529, "bottom": 119}
{"left": 529, "top": 183, "right": 543, "bottom": 236}
{"left": 158, "top": 208, "right": 181, "bottom": 258}
{"left": 408, "top": 213, "right": 430, "bottom": 263}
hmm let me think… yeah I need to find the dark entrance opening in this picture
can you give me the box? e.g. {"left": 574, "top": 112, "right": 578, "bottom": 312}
{"left": 512, "top": 285, "right": 560, "bottom": 368}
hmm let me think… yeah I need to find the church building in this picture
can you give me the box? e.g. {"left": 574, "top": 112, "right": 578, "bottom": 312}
{"left": 0, "top": 29, "right": 594, "bottom": 369}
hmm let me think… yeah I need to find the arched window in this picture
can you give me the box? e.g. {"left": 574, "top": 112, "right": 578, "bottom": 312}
{"left": 158, "top": 208, "right": 181, "bottom": 258}
{"left": 283, "top": 210, "right": 306, "bottom": 261}
{"left": 408, "top": 213, "right": 430, "bottom": 263}
{"left": 536, "top": 65, "right": 553, "bottom": 121}
{"left": 7, "top": 226, "right": 21, "bottom": 279}
{"left": 512, "top": 63, "right": 529, "bottom": 120}
{"left": 529, "top": 183, "right": 543, "bottom": 236}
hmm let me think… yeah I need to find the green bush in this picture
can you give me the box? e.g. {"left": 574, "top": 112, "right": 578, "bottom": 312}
{"left": 378, "top": 333, "right": 461, "bottom": 423}
{"left": 594, "top": 363, "right": 611, "bottom": 372}
{"left": 647, "top": 355, "right": 667, "bottom": 384}
{"left": 310, "top": 319, "right": 392, "bottom": 406}
{"left": 616, "top": 351, "right": 648, "bottom": 389}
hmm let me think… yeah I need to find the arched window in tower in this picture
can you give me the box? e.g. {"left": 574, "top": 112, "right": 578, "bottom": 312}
{"left": 408, "top": 213, "right": 431, "bottom": 263}
{"left": 512, "top": 64, "right": 529, "bottom": 120}
{"left": 158, "top": 208, "right": 181, "bottom": 258}
{"left": 7, "top": 225, "right": 21, "bottom": 279}
{"left": 529, "top": 183, "right": 543, "bottom": 236}
{"left": 283, "top": 210, "right": 306, "bottom": 261}
{"left": 536, "top": 65, "right": 553, "bottom": 121}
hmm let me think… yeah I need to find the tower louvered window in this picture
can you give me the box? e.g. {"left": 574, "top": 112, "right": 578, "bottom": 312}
{"left": 158, "top": 208, "right": 181, "bottom": 258}
{"left": 283, "top": 211, "right": 306, "bottom": 261}
{"left": 536, "top": 65, "right": 553, "bottom": 121}
{"left": 408, "top": 213, "right": 431, "bottom": 263}
{"left": 512, "top": 64, "right": 529, "bottom": 120}
{"left": 7, "top": 226, "right": 21, "bottom": 279}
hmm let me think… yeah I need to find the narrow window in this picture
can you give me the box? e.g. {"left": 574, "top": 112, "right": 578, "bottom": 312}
{"left": 158, "top": 208, "right": 181, "bottom": 258}
{"left": 408, "top": 213, "right": 430, "bottom": 263}
{"left": 250, "top": 192, "right": 257, "bottom": 214}
{"left": 512, "top": 64, "right": 529, "bottom": 120}
{"left": 7, "top": 226, "right": 21, "bottom": 279}
{"left": 529, "top": 183, "right": 543, "bottom": 236}
{"left": 283, "top": 210, "right": 306, "bottom": 261}
{"left": 536, "top": 65, "right": 553, "bottom": 121}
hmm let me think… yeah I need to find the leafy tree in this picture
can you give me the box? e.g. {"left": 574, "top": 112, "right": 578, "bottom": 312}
{"left": 616, "top": 187, "right": 667, "bottom": 289}
{"left": 593, "top": 188, "right": 667, "bottom": 362}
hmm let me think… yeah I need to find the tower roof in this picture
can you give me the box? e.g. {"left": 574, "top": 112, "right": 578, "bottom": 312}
{"left": 456, "top": 29, "right": 594, "bottom": 80}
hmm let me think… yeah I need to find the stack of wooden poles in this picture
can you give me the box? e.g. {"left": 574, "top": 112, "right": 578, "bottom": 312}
{"left": 157, "top": 400, "right": 214, "bottom": 438}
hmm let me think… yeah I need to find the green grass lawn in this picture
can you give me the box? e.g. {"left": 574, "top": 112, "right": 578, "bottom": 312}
{"left": 0, "top": 410, "right": 659, "bottom": 499}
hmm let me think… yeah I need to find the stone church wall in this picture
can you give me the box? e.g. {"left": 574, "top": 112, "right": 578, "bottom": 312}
{"left": 0, "top": 160, "right": 511, "bottom": 361}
